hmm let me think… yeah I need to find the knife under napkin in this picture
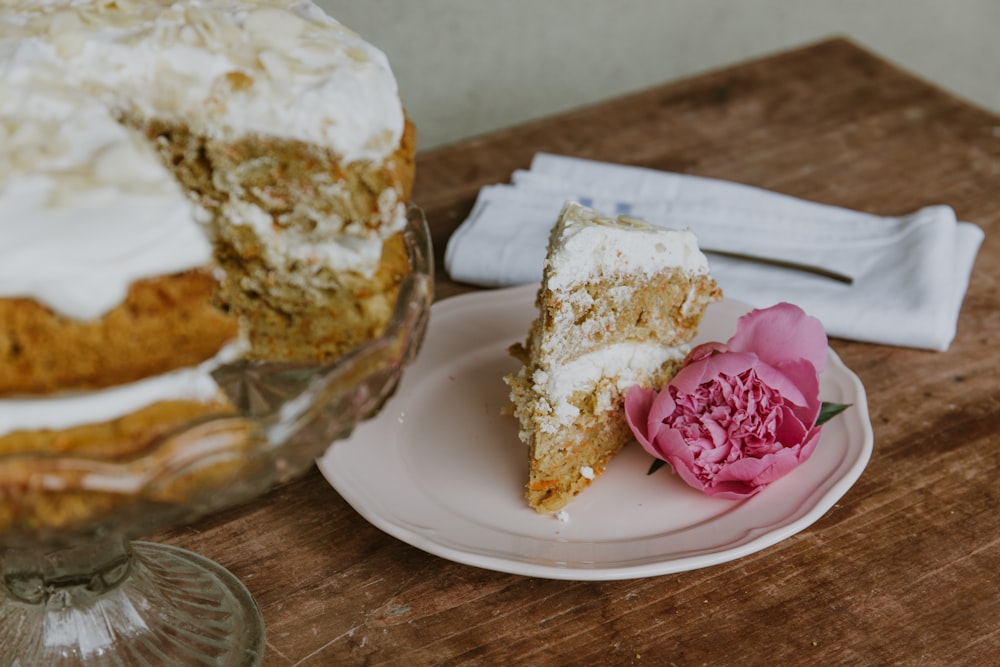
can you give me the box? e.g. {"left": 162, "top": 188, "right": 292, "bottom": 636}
{"left": 444, "top": 153, "right": 984, "bottom": 351}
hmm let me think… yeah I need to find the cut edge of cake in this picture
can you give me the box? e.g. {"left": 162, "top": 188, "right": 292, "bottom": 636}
{"left": 504, "top": 201, "right": 722, "bottom": 514}
{"left": 0, "top": 1, "right": 416, "bottom": 494}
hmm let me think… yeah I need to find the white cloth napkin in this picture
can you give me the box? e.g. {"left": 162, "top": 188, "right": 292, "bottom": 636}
{"left": 445, "top": 153, "right": 984, "bottom": 351}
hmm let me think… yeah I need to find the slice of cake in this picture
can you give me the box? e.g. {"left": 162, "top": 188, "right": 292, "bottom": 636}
{"left": 505, "top": 202, "right": 721, "bottom": 513}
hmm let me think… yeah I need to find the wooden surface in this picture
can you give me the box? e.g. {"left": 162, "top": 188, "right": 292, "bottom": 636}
{"left": 160, "top": 38, "right": 1000, "bottom": 666}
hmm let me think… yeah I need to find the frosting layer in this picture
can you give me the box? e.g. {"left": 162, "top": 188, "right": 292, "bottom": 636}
{"left": 0, "top": 79, "right": 211, "bottom": 319}
{"left": 0, "top": 339, "right": 246, "bottom": 439}
{"left": 531, "top": 342, "right": 688, "bottom": 427}
{"left": 2, "top": 0, "right": 403, "bottom": 163}
{"left": 546, "top": 201, "right": 710, "bottom": 291}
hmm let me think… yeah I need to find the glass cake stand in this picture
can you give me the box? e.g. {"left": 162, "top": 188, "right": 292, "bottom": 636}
{"left": 0, "top": 207, "right": 434, "bottom": 666}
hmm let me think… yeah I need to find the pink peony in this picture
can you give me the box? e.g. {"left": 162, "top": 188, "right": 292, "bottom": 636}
{"left": 625, "top": 302, "right": 829, "bottom": 499}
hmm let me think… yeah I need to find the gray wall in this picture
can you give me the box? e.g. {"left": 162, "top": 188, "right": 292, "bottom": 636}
{"left": 317, "top": 0, "right": 1000, "bottom": 151}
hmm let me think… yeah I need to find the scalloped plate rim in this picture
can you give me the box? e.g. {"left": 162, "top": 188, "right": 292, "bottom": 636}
{"left": 318, "top": 284, "right": 873, "bottom": 581}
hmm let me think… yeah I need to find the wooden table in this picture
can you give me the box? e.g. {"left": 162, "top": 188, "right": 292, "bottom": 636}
{"left": 161, "top": 38, "right": 1000, "bottom": 665}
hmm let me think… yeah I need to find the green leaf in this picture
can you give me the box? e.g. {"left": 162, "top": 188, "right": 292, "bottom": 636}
{"left": 816, "top": 401, "right": 850, "bottom": 426}
{"left": 647, "top": 458, "right": 668, "bottom": 475}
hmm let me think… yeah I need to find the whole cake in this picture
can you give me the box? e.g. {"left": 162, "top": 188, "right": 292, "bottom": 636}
{"left": 505, "top": 202, "right": 721, "bottom": 513}
{"left": 0, "top": 1, "right": 414, "bottom": 504}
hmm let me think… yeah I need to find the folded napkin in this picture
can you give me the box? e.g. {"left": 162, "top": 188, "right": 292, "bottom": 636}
{"left": 445, "top": 153, "right": 984, "bottom": 350}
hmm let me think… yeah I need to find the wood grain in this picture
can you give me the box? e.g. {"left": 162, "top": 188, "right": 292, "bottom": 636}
{"left": 159, "top": 38, "right": 1000, "bottom": 666}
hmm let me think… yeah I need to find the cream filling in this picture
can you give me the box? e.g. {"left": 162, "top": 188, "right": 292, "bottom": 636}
{"left": 530, "top": 341, "right": 688, "bottom": 430}
{"left": 221, "top": 198, "right": 400, "bottom": 281}
{"left": 0, "top": 339, "right": 248, "bottom": 439}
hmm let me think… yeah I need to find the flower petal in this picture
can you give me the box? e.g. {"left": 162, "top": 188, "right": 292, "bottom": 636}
{"left": 702, "top": 480, "right": 760, "bottom": 499}
{"left": 647, "top": 384, "right": 679, "bottom": 437}
{"left": 798, "top": 426, "right": 823, "bottom": 461}
{"left": 670, "top": 351, "right": 759, "bottom": 394}
{"left": 654, "top": 431, "right": 709, "bottom": 493}
{"left": 684, "top": 342, "right": 730, "bottom": 364}
{"left": 749, "top": 361, "right": 810, "bottom": 407}
{"left": 728, "top": 302, "right": 828, "bottom": 373}
{"left": 624, "top": 385, "right": 656, "bottom": 449}
{"left": 774, "top": 358, "right": 823, "bottom": 423}
{"left": 750, "top": 449, "right": 803, "bottom": 486}
{"left": 772, "top": 405, "right": 810, "bottom": 445}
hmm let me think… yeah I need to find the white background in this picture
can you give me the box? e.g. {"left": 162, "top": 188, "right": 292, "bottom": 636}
{"left": 318, "top": 0, "right": 1000, "bottom": 150}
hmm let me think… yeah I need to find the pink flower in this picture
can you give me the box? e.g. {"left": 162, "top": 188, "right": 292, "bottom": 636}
{"left": 625, "top": 303, "right": 829, "bottom": 499}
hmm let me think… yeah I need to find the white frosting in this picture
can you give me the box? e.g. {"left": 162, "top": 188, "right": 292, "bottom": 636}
{"left": 0, "top": 0, "right": 405, "bottom": 319}
{"left": 545, "top": 201, "right": 710, "bottom": 291}
{"left": 531, "top": 342, "right": 687, "bottom": 428}
{"left": 0, "top": 61, "right": 213, "bottom": 319}
{"left": 3, "top": 0, "right": 404, "bottom": 163}
{"left": 0, "top": 339, "right": 247, "bottom": 439}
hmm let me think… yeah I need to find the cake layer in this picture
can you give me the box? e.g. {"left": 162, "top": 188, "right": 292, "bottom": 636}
{"left": 0, "top": 270, "right": 239, "bottom": 397}
{"left": 0, "top": 335, "right": 245, "bottom": 442}
{"left": 534, "top": 270, "right": 721, "bottom": 370}
{"left": 0, "top": 399, "right": 233, "bottom": 460}
{"left": 230, "top": 228, "right": 411, "bottom": 361}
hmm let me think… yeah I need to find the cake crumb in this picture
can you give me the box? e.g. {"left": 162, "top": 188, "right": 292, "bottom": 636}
{"left": 555, "top": 510, "right": 570, "bottom": 523}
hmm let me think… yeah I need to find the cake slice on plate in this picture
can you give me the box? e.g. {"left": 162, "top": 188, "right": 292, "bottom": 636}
{"left": 505, "top": 201, "right": 721, "bottom": 513}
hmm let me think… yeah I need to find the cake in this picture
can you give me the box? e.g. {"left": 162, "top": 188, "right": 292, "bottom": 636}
{"left": 505, "top": 202, "right": 721, "bottom": 513}
{"left": 0, "top": 0, "right": 415, "bottom": 530}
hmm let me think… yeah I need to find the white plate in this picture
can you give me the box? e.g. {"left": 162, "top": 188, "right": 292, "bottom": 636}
{"left": 318, "top": 284, "right": 873, "bottom": 580}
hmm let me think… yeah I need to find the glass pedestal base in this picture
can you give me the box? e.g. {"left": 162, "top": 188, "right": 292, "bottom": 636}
{"left": 0, "top": 539, "right": 264, "bottom": 666}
